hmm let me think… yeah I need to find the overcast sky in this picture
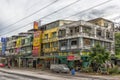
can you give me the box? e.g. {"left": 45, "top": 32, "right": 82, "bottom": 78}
{"left": 0, "top": 0, "right": 120, "bottom": 37}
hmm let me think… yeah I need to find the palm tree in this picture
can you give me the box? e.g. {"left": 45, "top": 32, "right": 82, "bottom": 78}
{"left": 89, "top": 44, "right": 110, "bottom": 72}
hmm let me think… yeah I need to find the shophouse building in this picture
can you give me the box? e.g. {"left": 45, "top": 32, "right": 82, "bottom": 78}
{"left": 41, "top": 20, "right": 74, "bottom": 68}
{"left": 58, "top": 18, "right": 114, "bottom": 68}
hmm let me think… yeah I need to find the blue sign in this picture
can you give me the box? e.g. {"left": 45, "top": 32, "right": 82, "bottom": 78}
{"left": 1, "top": 38, "right": 7, "bottom": 42}
{"left": 1, "top": 38, "right": 7, "bottom": 55}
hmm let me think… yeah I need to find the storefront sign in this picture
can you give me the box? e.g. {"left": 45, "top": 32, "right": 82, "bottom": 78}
{"left": 67, "top": 55, "right": 74, "bottom": 61}
{"left": 16, "top": 38, "right": 21, "bottom": 48}
{"left": 33, "top": 31, "right": 42, "bottom": 46}
{"left": 33, "top": 31, "right": 42, "bottom": 57}
{"left": 1, "top": 38, "right": 7, "bottom": 55}
{"left": 34, "top": 21, "right": 38, "bottom": 30}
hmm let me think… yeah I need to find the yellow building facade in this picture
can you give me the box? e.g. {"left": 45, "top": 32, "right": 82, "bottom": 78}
{"left": 42, "top": 27, "right": 58, "bottom": 55}
{"left": 42, "top": 20, "right": 74, "bottom": 56}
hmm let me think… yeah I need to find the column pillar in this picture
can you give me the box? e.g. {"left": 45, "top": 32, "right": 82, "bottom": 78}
{"left": 94, "top": 27, "right": 97, "bottom": 38}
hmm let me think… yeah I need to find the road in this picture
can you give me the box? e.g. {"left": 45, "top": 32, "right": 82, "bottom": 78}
{"left": 0, "top": 68, "right": 119, "bottom": 80}
{"left": 0, "top": 72, "right": 44, "bottom": 80}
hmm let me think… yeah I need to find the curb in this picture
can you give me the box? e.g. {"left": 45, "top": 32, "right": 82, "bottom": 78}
{"left": 0, "top": 69, "right": 48, "bottom": 80}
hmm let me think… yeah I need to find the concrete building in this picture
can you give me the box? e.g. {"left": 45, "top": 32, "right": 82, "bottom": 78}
{"left": 41, "top": 20, "right": 74, "bottom": 68}
{"left": 58, "top": 18, "right": 114, "bottom": 60}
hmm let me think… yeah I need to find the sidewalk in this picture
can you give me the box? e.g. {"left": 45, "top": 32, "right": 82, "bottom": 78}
{"left": 0, "top": 67, "right": 120, "bottom": 80}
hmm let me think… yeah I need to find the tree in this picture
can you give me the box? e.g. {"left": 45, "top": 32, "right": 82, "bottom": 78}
{"left": 115, "top": 33, "right": 120, "bottom": 55}
{"left": 89, "top": 44, "right": 110, "bottom": 72}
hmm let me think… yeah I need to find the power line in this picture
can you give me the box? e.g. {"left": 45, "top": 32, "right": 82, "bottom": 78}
{"left": 0, "top": 0, "right": 58, "bottom": 31}
{"left": 3, "top": 0, "right": 48, "bottom": 23}
{"left": 0, "top": 22, "right": 33, "bottom": 36}
{"left": 62, "top": 0, "right": 113, "bottom": 19}
{"left": 0, "top": 0, "right": 117, "bottom": 37}
{"left": 40, "top": 0, "right": 81, "bottom": 19}
{"left": 0, "top": 0, "right": 81, "bottom": 36}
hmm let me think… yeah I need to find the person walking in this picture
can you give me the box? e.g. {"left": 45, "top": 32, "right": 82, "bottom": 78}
{"left": 71, "top": 68, "right": 75, "bottom": 75}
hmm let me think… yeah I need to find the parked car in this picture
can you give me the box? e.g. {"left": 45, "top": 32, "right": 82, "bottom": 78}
{"left": 50, "top": 64, "right": 70, "bottom": 73}
{"left": 0, "top": 63, "right": 5, "bottom": 67}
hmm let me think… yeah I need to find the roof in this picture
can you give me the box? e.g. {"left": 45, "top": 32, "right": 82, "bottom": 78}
{"left": 88, "top": 17, "right": 113, "bottom": 23}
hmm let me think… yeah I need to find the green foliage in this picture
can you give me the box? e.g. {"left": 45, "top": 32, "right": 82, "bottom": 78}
{"left": 115, "top": 33, "right": 120, "bottom": 55}
{"left": 108, "top": 66, "right": 120, "bottom": 74}
{"left": 115, "top": 54, "right": 120, "bottom": 59}
{"left": 81, "top": 67, "right": 93, "bottom": 73}
{"left": 89, "top": 44, "right": 110, "bottom": 65}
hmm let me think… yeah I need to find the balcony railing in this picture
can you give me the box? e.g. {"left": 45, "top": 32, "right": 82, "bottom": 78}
{"left": 70, "top": 45, "right": 78, "bottom": 49}
{"left": 60, "top": 46, "right": 67, "bottom": 50}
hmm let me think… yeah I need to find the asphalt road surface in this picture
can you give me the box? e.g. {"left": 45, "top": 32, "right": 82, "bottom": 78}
{"left": 0, "top": 72, "right": 44, "bottom": 80}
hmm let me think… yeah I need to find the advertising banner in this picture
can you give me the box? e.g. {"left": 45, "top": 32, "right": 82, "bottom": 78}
{"left": 33, "top": 21, "right": 38, "bottom": 30}
{"left": 67, "top": 55, "right": 74, "bottom": 61}
{"left": 1, "top": 38, "right": 7, "bottom": 55}
{"left": 16, "top": 38, "right": 21, "bottom": 48}
{"left": 32, "top": 46, "right": 40, "bottom": 56}
{"left": 32, "top": 31, "right": 42, "bottom": 57}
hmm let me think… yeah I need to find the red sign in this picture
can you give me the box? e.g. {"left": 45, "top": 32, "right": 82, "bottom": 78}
{"left": 67, "top": 56, "right": 74, "bottom": 61}
{"left": 32, "top": 47, "right": 40, "bottom": 56}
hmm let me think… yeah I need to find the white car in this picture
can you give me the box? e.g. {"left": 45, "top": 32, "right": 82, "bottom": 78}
{"left": 50, "top": 64, "right": 70, "bottom": 73}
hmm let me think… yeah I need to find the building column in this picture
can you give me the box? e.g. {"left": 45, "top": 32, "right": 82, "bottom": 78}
{"left": 94, "top": 27, "right": 97, "bottom": 38}
{"left": 92, "top": 39, "right": 95, "bottom": 47}
{"left": 104, "top": 29, "right": 106, "bottom": 39}
{"left": 80, "top": 37, "right": 83, "bottom": 48}
{"left": 67, "top": 39, "right": 70, "bottom": 50}
{"left": 18, "top": 57, "right": 21, "bottom": 68}
{"left": 80, "top": 26, "right": 83, "bottom": 33}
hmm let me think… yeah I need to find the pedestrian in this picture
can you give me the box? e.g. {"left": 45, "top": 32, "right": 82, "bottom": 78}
{"left": 71, "top": 68, "right": 75, "bottom": 75}
{"left": 8, "top": 62, "right": 11, "bottom": 69}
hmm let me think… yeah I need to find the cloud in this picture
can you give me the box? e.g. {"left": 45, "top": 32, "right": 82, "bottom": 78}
{"left": 0, "top": 0, "right": 120, "bottom": 37}
{"left": 73, "top": 5, "right": 120, "bottom": 21}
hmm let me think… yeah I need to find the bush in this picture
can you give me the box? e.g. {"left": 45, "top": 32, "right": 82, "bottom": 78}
{"left": 81, "top": 67, "right": 93, "bottom": 73}
{"left": 108, "top": 66, "right": 120, "bottom": 74}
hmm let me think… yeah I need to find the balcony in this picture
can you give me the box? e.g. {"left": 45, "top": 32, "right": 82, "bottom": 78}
{"left": 70, "top": 45, "right": 78, "bottom": 49}
{"left": 60, "top": 46, "right": 67, "bottom": 50}
{"left": 51, "top": 47, "right": 58, "bottom": 52}
{"left": 42, "top": 38, "right": 50, "bottom": 43}
{"left": 43, "top": 48, "right": 51, "bottom": 53}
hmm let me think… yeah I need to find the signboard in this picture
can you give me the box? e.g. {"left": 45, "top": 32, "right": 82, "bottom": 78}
{"left": 33, "top": 21, "right": 38, "bottom": 30}
{"left": 33, "top": 31, "right": 42, "bottom": 46}
{"left": 1, "top": 38, "right": 7, "bottom": 55}
{"left": 32, "top": 46, "right": 40, "bottom": 56}
{"left": 67, "top": 55, "right": 74, "bottom": 61}
{"left": 32, "top": 31, "right": 42, "bottom": 57}
{"left": 16, "top": 38, "right": 21, "bottom": 48}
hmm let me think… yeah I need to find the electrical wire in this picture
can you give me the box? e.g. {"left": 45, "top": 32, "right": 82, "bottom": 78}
{"left": 0, "top": 0, "right": 81, "bottom": 36}
{"left": 0, "top": 0, "right": 118, "bottom": 37}
{"left": 0, "top": 0, "right": 59, "bottom": 31}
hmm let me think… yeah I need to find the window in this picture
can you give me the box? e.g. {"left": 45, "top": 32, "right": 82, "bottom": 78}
{"left": 70, "top": 29, "right": 73, "bottom": 35}
{"left": 52, "top": 32, "right": 57, "bottom": 38}
{"left": 106, "top": 31, "right": 110, "bottom": 38}
{"left": 21, "top": 39, "right": 25, "bottom": 45}
{"left": 59, "top": 30, "right": 66, "bottom": 37}
{"left": 75, "top": 26, "right": 79, "bottom": 32}
{"left": 71, "top": 40, "right": 77, "bottom": 46}
{"left": 46, "top": 21, "right": 59, "bottom": 30}
{"left": 97, "top": 29, "right": 102, "bottom": 36}
{"left": 52, "top": 42, "right": 58, "bottom": 47}
{"left": 104, "top": 23, "right": 108, "bottom": 27}
{"left": 83, "top": 27, "right": 91, "bottom": 33}
{"left": 45, "top": 34, "right": 48, "bottom": 39}
{"left": 61, "top": 41, "right": 67, "bottom": 47}
{"left": 45, "top": 43, "right": 50, "bottom": 48}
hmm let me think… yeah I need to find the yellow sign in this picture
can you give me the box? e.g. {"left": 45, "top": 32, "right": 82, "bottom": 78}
{"left": 16, "top": 38, "right": 21, "bottom": 48}
{"left": 33, "top": 31, "right": 42, "bottom": 56}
